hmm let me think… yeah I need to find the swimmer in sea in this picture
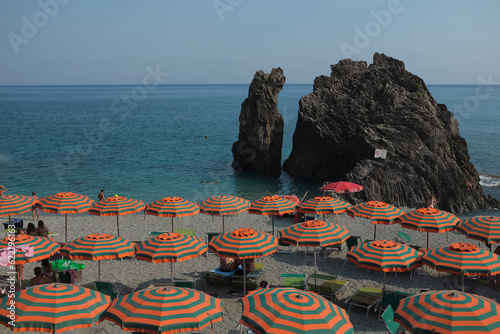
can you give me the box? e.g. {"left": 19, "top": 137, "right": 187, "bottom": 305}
{"left": 201, "top": 180, "right": 220, "bottom": 184}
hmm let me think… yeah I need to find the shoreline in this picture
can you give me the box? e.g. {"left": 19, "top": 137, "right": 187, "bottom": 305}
{"left": 2, "top": 209, "right": 499, "bottom": 333}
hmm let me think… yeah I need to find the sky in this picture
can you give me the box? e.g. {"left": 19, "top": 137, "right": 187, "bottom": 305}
{"left": 1, "top": 0, "right": 499, "bottom": 85}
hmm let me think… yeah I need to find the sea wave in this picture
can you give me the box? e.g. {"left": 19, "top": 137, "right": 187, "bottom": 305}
{"left": 480, "top": 174, "right": 500, "bottom": 188}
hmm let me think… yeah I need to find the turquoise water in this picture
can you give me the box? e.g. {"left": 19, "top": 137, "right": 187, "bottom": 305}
{"left": 0, "top": 84, "right": 498, "bottom": 214}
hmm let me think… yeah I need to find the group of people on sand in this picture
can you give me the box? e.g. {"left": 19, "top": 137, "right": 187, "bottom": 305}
{"left": 14, "top": 221, "right": 51, "bottom": 282}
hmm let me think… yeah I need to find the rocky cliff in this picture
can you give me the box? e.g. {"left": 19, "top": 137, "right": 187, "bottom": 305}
{"left": 232, "top": 68, "right": 286, "bottom": 175}
{"left": 283, "top": 53, "right": 498, "bottom": 213}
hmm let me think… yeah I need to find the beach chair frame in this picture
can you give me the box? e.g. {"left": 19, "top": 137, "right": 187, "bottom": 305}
{"left": 307, "top": 274, "right": 349, "bottom": 302}
{"left": 345, "top": 287, "right": 382, "bottom": 318}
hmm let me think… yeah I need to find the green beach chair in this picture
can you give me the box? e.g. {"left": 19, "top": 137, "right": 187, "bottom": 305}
{"left": 377, "top": 290, "right": 411, "bottom": 320}
{"left": 307, "top": 274, "right": 349, "bottom": 302}
{"left": 345, "top": 286, "right": 382, "bottom": 318}
{"left": 280, "top": 273, "right": 306, "bottom": 290}
{"left": 382, "top": 305, "right": 401, "bottom": 334}
{"left": 174, "top": 229, "right": 195, "bottom": 236}
{"left": 233, "top": 262, "right": 266, "bottom": 290}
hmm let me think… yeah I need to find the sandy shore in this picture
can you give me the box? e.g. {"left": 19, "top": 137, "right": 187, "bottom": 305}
{"left": 2, "top": 208, "right": 499, "bottom": 334}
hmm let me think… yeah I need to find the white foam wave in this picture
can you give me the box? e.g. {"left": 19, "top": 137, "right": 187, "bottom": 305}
{"left": 480, "top": 174, "right": 500, "bottom": 188}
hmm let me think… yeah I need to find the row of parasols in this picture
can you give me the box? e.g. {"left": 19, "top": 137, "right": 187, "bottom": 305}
{"left": 2, "top": 226, "right": 500, "bottom": 334}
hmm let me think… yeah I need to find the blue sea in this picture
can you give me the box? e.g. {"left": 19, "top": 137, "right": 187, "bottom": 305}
{"left": 0, "top": 84, "right": 499, "bottom": 216}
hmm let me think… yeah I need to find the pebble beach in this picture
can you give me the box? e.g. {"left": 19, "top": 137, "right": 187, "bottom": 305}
{"left": 2, "top": 207, "right": 499, "bottom": 334}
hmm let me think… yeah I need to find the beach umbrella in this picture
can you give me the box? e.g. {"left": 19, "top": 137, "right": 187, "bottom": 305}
{"left": 102, "top": 286, "right": 223, "bottom": 334}
{"left": 135, "top": 232, "right": 207, "bottom": 282}
{"left": 422, "top": 242, "right": 500, "bottom": 292}
{"left": 394, "top": 207, "right": 460, "bottom": 249}
{"left": 249, "top": 195, "right": 297, "bottom": 235}
{"left": 319, "top": 181, "right": 363, "bottom": 193}
{"left": 60, "top": 233, "right": 136, "bottom": 279}
{"left": 36, "top": 192, "right": 95, "bottom": 243}
{"left": 240, "top": 287, "right": 354, "bottom": 334}
{"left": 394, "top": 290, "right": 500, "bottom": 334}
{"left": 198, "top": 195, "right": 250, "bottom": 233}
{"left": 0, "top": 194, "right": 37, "bottom": 220}
{"left": 89, "top": 195, "right": 146, "bottom": 237}
{"left": 0, "top": 234, "right": 60, "bottom": 264}
{"left": 346, "top": 240, "right": 422, "bottom": 290}
{"left": 457, "top": 216, "right": 500, "bottom": 248}
{"left": 347, "top": 201, "right": 404, "bottom": 240}
{"left": 146, "top": 196, "right": 200, "bottom": 232}
{"left": 280, "top": 220, "right": 350, "bottom": 273}
{"left": 297, "top": 196, "right": 352, "bottom": 222}
{"left": 0, "top": 283, "right": 111, "bottom": 333}
{"left": 208, "top": 227, "right": 278, "bottom": 294}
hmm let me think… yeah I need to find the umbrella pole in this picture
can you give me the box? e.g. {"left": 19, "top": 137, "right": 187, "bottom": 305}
{"left": 462, "top": 272, "right": 465, "bottom": 292}
{"left": 65, "top": 214, "right": 68, "bottom": 243}
{"left": 314, "top": 249, "right": 317, "bottom": 274}
{"left": 171, "top": 262, "right": 174, "bottom": 283}
{"left": 243, "top": 259, "right": 246, "bottom": 295}
{"left": 271, "top": 216, "right": 275, "bottom": 235}
{"left": 222, "top": 216, "right": 225, "bottom": 234}
{"left": 383, "top": 272, "right": 386, "bottom": 291}
{"left": 98, "top": 260, "right": 101, "bottom": 280}
{"left": 374, "top": 224, "right": 377, "bottom": 240}
{"left": 336, "top": 214, "right": 339, "bottom": 224}
{"left": 117, "top": 216, "right": 120, "bottom": 237}
{"left": 427, "top": 232, "right": 429, "bottom": 249}
{"left": 171, "top": 217, "right": 174, "bottom": 232}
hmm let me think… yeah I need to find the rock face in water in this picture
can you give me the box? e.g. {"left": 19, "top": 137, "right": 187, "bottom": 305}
{"left": 283, "top": 53, "right": 498, "bottom": 212}
{"left": 232, "top": 68, "right": 286, "bottom": 175}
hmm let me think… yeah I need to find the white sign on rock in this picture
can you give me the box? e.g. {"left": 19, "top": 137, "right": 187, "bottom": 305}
{"left": 374, "top": 149, "right": 387, "bottom": 159}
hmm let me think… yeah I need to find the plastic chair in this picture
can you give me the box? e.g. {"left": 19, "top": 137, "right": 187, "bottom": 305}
{"left": 94, "top": 281, "right": 120, "bottom": 299}
{"left": 345, "top": 286, "right": 382, "bottom": 318}
{"left": 280, "top": 274, "right": 306, "bottom": 290}
{"left": 381, "top": 305, "right": 401, "bottom": 334}
{"left": 307, "top": 274, "right": 349, "bottom": 302}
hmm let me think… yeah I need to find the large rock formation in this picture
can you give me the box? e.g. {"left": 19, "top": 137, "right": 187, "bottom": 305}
{"left": 232, "top": 68, "right": 286, "bottom": 175}
{"left": 283, "top": 53, "right": 498, "bottom": 212}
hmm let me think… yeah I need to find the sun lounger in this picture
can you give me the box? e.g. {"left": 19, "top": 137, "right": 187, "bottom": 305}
{"left": 280, "top": 273, "right": 306, "bottom": 290}
{"left": 174, "top": 229, "right": 196, "bottom": 236}
{"left": 149, "top": 231, "right": 169, "bottom": 236}
{"left": 345, "top": 286, "right": 382, "bottom": 318}
{"left": 307, "top": 274, "right": 349, "bottom": 302}
{"left": 232, "top": 262, "right": 266, "bottom": 290}
{"left": 382, "top": 305, "right": 402, "bottom": 334}
{"left": 202, "top": 267, "right": 236, "bottom": 286}
{"left": 322, "top": 241, "right": 345, "bottom": 257}
{"left": 376, "top": 290, "right": 411, "bottom": 320}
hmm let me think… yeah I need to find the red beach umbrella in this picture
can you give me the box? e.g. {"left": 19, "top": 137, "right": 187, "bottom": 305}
{"left": 102, "top": 286, "right": 223, "bottom": 334}
{"left": 394, "top": 207, "right": 460, "bottom": 249}
{"left": 241, "top": 288, "right": 354, "bottom": 334}
{"left": 0, "top": 194, "right": 36, "bottom": 219}
{"left": 135, "top": 232, "right": 207, "bottom": 281}
{"left": 60, "top": 233, "right": 136, "bottom": 279}
{"left": 198, "top": 195, "right": 250, "bottom": 233}
{"left": 280, "top": 220, "right": 350, "bottom": 273}
{"left": 346, "top": 240, "right": 422, "bottom": 290}
{"left": 208, "top": 228, "right": 278, "bottom": 294}
{"left": 89, "top": 195, "right": 146, "bottom": 237}
{"left": 36, "top": 192, "right": 95, "bottom": 243}
{"left": 347, "top": 201, "right": 404, "bottom": 240}
{"left": 146, "top": 196, "right": 200, "bottom": 231}
{"left": 457, "top": 216, "right": 500, "bottom": 247}
{"left": 422, "top": 242, "right": 500, "bottom": 291}
{"left": 394, "top": 290, "right": 500, "bottom": 334}
{"left": 0, "top": 234, "right": 61, "bottom": 264}
{"left": 297, "top": 196, "right": 352, "bottom": 222}
{"left": 0, "top": 283, "right": 111, "bottom": 334}
{"left": 249, "top": 195, "right": 297, "bottom": 234}
{"left": 319, "top": 181, "right": 363, "bottom": 193}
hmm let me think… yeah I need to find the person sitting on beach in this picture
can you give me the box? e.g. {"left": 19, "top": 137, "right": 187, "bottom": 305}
{"left": 26, "top": 222, "right": 36, "bottom": 236}
{"left": 36, "top": 220, "right": 49, "bottom": 238}
{"left": 0, "top": 185, "right": 7, "bottom": 197}
{"left": 466, "top": 180, "right": 473, "bottom": 191}
{"left": 30, "top": 267, "right": 53, "bottom": 286}
{"left": 15, "top": 230, "right": 26, "bottom": 280}
{"left": 427, "top": 196, "right": 437, "bottom": 209}
{"left": 31, "top": 191, "right": 40, "bottom": 221}
{"left": 219, "top": 256, "right": 237, "bottom": 272}
{"left": 41, "top": 258, "right": 57, "bottom": 282}
{"left": 98, "top": 189, "right": 105, "bottom": 201}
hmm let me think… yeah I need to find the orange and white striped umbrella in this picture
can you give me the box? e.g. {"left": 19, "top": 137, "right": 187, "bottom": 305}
{"left": 394, "top": 290, "right": 500, "bottom": 334}
{"left": 457, "top": 216, "right": 500, "bottom": 246}
{"left": 297, "top": 196, "right": 352, "bottom": 222}
{"left": 198, "top": 195, "right": 250, "bottom": 233}
{"left": 135, "top": 232, "right": 207, "bottom": 281}
{"left": 0, "top": 283, "right": 111, "bottom": 333}
{"left": 89, "top": 195, "right": 146, "bottom": 237}
{"left": 280, "top": 220, "right": 350, "bottom": 273}
{"left": 0, "top": 234, "right": 60, "bottom": 264}
{"left": 36, "top": 192, "right": 95, "bottom": 242}
{"left": 60, "top": 233, "right": 136, "bottom": 279}
{"left": 103, "top": 286, "right": 223, "bottom": 334}
{"left": 346, "top": 240, "right": 422, "bottom": 290}
{"left": 146, "top": 197, "right": 200, "bottom": 231}
{"left": 347, "top": 201, "right": 404, "bottom": 240}
{"left": 0, "top": 194, "right": 36, "bottom": 218}
{"left": 422, "top": 242, "right": 500, "bottom": 291}
{"left": 241, "top": 288, "right": 354, "bottom": 334}
{"left": 394, "top": 207, "right": 460, "bottom": 249}
{"left": 249, "top": 195, "right": 297, "bottom": 234}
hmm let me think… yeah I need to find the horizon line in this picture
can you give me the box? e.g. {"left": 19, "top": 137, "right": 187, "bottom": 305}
{"left": 1, "top": 83, "right": 498, "bottom": 87}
